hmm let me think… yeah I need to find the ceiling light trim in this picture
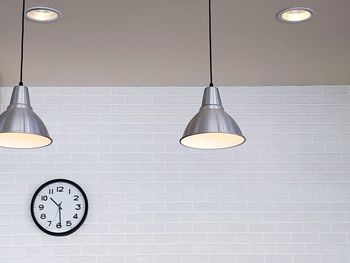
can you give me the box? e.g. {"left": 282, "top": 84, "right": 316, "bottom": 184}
{"left": 25, "top": 6, "right": 61, "bottom": 23}
{"left": 276, "top": 7, "right": 314, "bottom": 23}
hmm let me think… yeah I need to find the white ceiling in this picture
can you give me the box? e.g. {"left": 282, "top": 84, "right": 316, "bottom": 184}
{"left": 1, "top": 0, "right": 350, "bottom": 87}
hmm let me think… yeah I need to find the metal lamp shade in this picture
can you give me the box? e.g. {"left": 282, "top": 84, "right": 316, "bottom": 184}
{"left": 180, "top": 86, "right": 245, "bottom": 149}
{"left": 0, "top": 86, "right": 52, "bottom": 149}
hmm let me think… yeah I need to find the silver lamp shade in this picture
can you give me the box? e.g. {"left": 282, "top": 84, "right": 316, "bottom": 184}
{"left": 0, "top": 85, "right": 52, "bottom": 149}
{"left": 180, "top": 86, "right": 245, "bottom": 149}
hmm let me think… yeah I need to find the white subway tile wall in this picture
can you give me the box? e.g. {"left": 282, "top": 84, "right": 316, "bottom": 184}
{"left": 0, "top": 86, "right": 349, "bottom": 263}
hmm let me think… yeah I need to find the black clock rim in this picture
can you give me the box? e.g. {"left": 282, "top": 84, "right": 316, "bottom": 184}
{"left": 30, "top": 178, "right": 89, "bottom": 237}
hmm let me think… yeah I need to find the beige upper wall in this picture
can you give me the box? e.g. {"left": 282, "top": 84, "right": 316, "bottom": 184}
{"left": 1, "top": 0, "right": 350, "bottom": 87}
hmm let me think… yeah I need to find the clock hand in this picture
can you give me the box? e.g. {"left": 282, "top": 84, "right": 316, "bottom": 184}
{"left": 58, "top": 205, "right": 62, "bottom": 226}
{"left": 52, "top": 201, "right": 62, "bottom": 228}
{"left": 50, "top": 197, "right": 60, "bottom": 207}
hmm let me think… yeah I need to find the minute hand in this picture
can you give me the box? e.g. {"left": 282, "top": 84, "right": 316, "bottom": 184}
{"left": 58, "top": 205, "right": 62, "bottom": 225}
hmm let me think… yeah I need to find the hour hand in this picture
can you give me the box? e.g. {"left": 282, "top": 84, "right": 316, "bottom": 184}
{"left": 50, "top": 197, "right": 60, "bottom": 207}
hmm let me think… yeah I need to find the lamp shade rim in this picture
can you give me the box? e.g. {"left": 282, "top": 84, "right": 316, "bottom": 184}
{"left": 0, "top": 132, "right": 53, "bottom": 149}
{"left": 179, "top": 132, "right": 246, "bottom": 150}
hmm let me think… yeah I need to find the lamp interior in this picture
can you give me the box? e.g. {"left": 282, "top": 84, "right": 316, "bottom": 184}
{"left": 0, "top": 133, "right": 52, "bottom": 149}
{"left": 180, "top": 132, "right": 245, "bottom": 150}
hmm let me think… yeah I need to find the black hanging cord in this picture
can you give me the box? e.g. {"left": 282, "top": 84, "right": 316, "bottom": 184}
{"left": 208, "top": 0, "right": 213, "bottom": 87}
{"left": 19, "top": 0, "right": 25, "bottom": 86}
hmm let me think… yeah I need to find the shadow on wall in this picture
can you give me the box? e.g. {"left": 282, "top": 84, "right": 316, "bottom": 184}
{"left": 0, "top": 73, "right": 10, "bottom": 112}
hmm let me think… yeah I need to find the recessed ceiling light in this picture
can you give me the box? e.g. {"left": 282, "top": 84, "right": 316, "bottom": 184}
{"left": 25, "top": 7, "right": 61, "bottom": 23}
{"left": 277, "top": 7, "right": 314, "bottom": 23}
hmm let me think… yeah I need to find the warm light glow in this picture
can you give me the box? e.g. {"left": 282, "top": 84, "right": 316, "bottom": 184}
{"left": 0, "top": 133, "right": 52, "bottom": 149}
{"left": 180, "top": 133, "right": 245, "bottom": 150}
{"left": 26, "top": 7, "right": 61, "bottom": 22}
{"left": 277, "top": 8, "right": 313, "bottom": 23}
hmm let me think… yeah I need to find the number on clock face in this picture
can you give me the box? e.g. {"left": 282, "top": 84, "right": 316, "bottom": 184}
{"left": 31, "top": 179, "right": 88, "bottom": 236}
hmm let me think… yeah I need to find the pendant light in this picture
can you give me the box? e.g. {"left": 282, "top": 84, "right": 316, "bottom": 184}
{"left": 180, "top": 0, "right": 245, "bottom": 150}
{"left": 0, "top": 0, "right": 52, "bottom": 149}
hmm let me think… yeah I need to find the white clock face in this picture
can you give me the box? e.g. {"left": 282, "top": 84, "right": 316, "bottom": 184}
{"left": 31, "top": 179, "right": 88, "bottom": 236}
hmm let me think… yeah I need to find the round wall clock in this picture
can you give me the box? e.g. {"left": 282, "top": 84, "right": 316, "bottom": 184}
{"left": 31, "top": 179, "right": 88, "bottom": 236}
